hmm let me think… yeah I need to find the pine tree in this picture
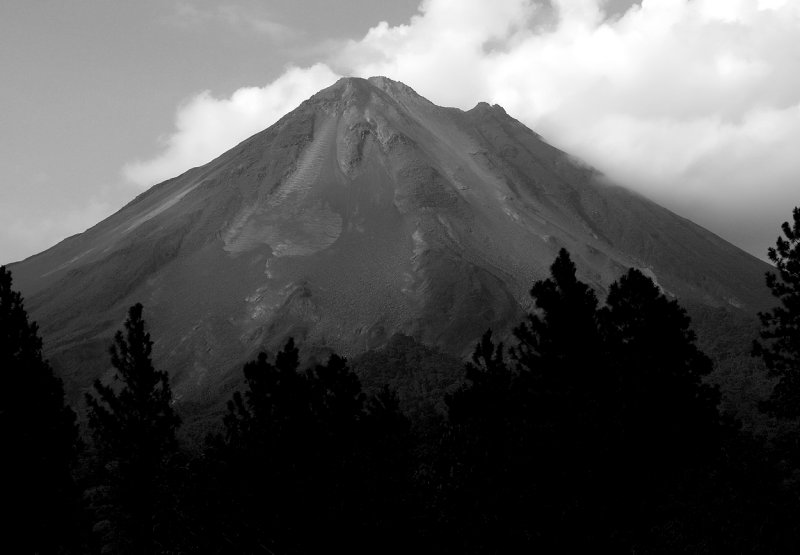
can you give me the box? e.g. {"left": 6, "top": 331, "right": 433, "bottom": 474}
{"left": 603, "top": 268, "right": 720, "bottom": 459}
{"left": 0, "top": 266, "right": 80, "bottom": 553}
{"left": 511, "top": 249, "right": 610, "bottom": 549}
{"left": 223, "top": 337, "right": 307, "bottom": 450}
{"left": 446, "top": 330, "right": 516, "bottom": 478}
{"left": 441, "top": 251, "right": 725, "bottom": 551}
{"left": 85, "top": 302, "right": 180, "bottom": 554}
{"left": 216, "top": 339, "right": 315, "bottom": 553}
{"left": 216, "top": 339, "right": 407, "bottom": 554}
{"left": 754, "top": 206, "right": 800, "bottom": 418}
{"left": 355, "top": 385, "right": 415, "bottom": 555}
{"left": 441, "top": 330, "right": 529, "bottom": 553}
{"left": 513, "top": 248, "right": 604, "bottom": 392}
{"left": 511, "top": 248, "right": 607, "bottom": 469}
{"left": 601, "top": 268, "right": 723, "bottom": 548}
{"left": 308, "top": 353, "right": 365, "bottom": 442}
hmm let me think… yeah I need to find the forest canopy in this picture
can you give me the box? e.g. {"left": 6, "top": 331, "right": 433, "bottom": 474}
{"left": 3, "top": 208, "right": 800, "bottom": 553}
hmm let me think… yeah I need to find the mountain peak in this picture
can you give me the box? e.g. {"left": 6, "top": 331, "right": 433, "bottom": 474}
{"left": 469, "top": 101, "right": 509, "bottom": 117}
{"left": 367, "top": 76, "right": 428, "bottom": 101}
{"left": 309, "top": 77, "right": 373, "bottom": 108}
{"left": 329, "top": 76, "right": 372, "bottom": 92}
{"left": 312, "top": 76, "right": 430, "bottom": 111}
{"left": 9, "top": 76, "right": 771, "bottom": 405}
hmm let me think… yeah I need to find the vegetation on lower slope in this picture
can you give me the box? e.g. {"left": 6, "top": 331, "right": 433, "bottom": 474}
{"left": 351, "top": 333, "right": 464, "bottom": 419}
{"left": 689, "top": 305, "right": 775, "bottom": 430}
{"left": 2, "top": 207, "right": 800, "bottom": 553}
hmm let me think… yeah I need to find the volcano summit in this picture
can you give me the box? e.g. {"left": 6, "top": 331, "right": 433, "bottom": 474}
{"left": 9, "top": 77, "right": 770, "bottom": 402}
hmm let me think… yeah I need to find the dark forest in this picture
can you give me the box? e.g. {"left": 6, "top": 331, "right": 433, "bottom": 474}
{"left": 3, "top": 208, "right": 800, "bottom": 554}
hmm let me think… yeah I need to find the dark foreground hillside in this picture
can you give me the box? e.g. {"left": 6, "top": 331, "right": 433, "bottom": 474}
{"left": 4, "top": 232, "right": 800, "bottom": 553}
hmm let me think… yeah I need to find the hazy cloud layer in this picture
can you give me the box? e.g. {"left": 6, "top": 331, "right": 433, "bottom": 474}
{"left": 126, "top": 0, "right": 800, "bottom": 256}
{"left": 164, "top": 2, "right": 297, "bottom": 41}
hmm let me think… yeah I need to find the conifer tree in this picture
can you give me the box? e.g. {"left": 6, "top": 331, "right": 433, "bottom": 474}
{"left": 441, "top": 330, "right": 528, "bottom": 553}
{"left": 603, "top": 268, "right": 720, "bottom": 458}
{"left": 308, "top": 353, "right": 365, "bottom": 444}
{"left": 223, "top": 337, "right": 307, "bottom": 449}
{"left": 215, "top": 338, "right": 408, "bottom": 554}
{"left": 513, "top": 248, "right": 604, "bottom": 392}
{"left": 0, "top": 266, "right": 80, "bottom": 553}
{"left": 754, "top": 206, "right": 800, "bottom": 418}
{"left": 217, "top": 339, "right": 318, "bottom": 552}
{"left": 363, "top": 384, "right": 410, "bottom": 479}
{"left": 511, "top": 249, "right": 610, "bottom": 548}
{"left": 358, "top": 385, "right": 414, "bottom": 555}
{"left": 601, "top": 268, "right": 723, "bottom": 547}
{"left": 446, "top": 329, "right": 517, "bottom": 482}
{"left": 512, "top": 249, "right": 606, "bottom": 458}
{"left": 85, "top": 302, "right": 180, "bottom": 554}
{"left": 442, "top": 251, "right": 726, "bottom": 551}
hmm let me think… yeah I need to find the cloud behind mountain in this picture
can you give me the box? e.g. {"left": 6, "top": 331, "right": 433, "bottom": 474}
{"left": 123, "top": 0, "right": 800, "bottom": 258}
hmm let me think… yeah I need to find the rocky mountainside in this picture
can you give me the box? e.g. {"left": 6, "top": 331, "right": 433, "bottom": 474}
{"left": 10, "top": 76, "right": 772, "bottom": 403}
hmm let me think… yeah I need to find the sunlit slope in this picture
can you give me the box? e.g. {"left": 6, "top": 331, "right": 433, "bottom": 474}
{"left": 10, "top": 76, "right": 772, "bottom": 402}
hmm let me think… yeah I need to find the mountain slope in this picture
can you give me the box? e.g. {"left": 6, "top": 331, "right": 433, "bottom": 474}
{"left": 9, "top": 76, "right": 772, "bottom": 402}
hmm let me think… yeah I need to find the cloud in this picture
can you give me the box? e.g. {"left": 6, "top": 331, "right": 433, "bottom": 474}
{"left": 166, "top": 2, "right": 296, "bottom": 41}
{"left": 123, "top": 64, "right": 339, "bottom": 186}
{"left": 127, "top": 0, "right": 800, "bottom": 257}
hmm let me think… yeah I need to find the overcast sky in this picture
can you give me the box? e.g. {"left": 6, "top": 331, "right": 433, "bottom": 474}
{"left": 1, "top": 0, "right": 798, "bottom": 264}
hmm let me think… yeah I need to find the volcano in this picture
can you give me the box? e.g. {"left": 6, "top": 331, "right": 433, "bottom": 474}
{"left": 9, "top": 77, "right": 771, "bottom": 403}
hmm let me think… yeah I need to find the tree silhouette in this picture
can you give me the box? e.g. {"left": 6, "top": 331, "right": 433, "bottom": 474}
{"left": 437, "top": 250, "right": 731, "bottom": 551}
{"left": 512, "top": 249, "right": 609, "bottom": 457}
{"left": 361, "top": 384, "right": 412, "bottom": 538}
{"left": 0, "top": 266, "right": 80, "bottom": 553}
{"left": 602, "top": 267, "right": 722, "bottom": 548}
{"left": 433, "top": 251, "right": 611, "bottom": 552}
{"left": 513, "top": 248, "right": 603, "bottom": 378}
{"left": 208, "top": 338, "right": 415, "bottom": 553}
{"left": 216, "top": 340, "right": 360, "bottom": 552}
{"left": 85, "top": 302, "right": 180, "bottom": 554}
{"left": 211, "top": 339, "right": 316, "bottom": 552}
{"left": 513, "top": 249, "right": 613, "bottom": 548}
{"left": 603, "top": 268, "right": 720, "bottom": 457}
{"left": 754, "top": 206, "right": 800, "bottom": 419}
{"left": 440, "top": 330, "right": 531, "bottom": 553}
{"left": 223, "top": 337, "right": 306, "bottom": 450}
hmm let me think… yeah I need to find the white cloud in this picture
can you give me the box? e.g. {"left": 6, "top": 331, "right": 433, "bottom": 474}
{"left": 126, "top": 0, "right": 800, "bottom": 257}
{"left": 123, "top": 64, "right": 339, "bottom": 186}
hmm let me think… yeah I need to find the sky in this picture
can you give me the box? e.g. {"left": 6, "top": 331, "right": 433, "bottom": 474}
{"left": 1, "top": 0, "right": 798, "bottom": 264}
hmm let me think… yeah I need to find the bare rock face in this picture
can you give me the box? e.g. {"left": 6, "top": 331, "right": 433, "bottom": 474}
{"left": 9, "top": 76, "right": 771, "bottom": 403}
